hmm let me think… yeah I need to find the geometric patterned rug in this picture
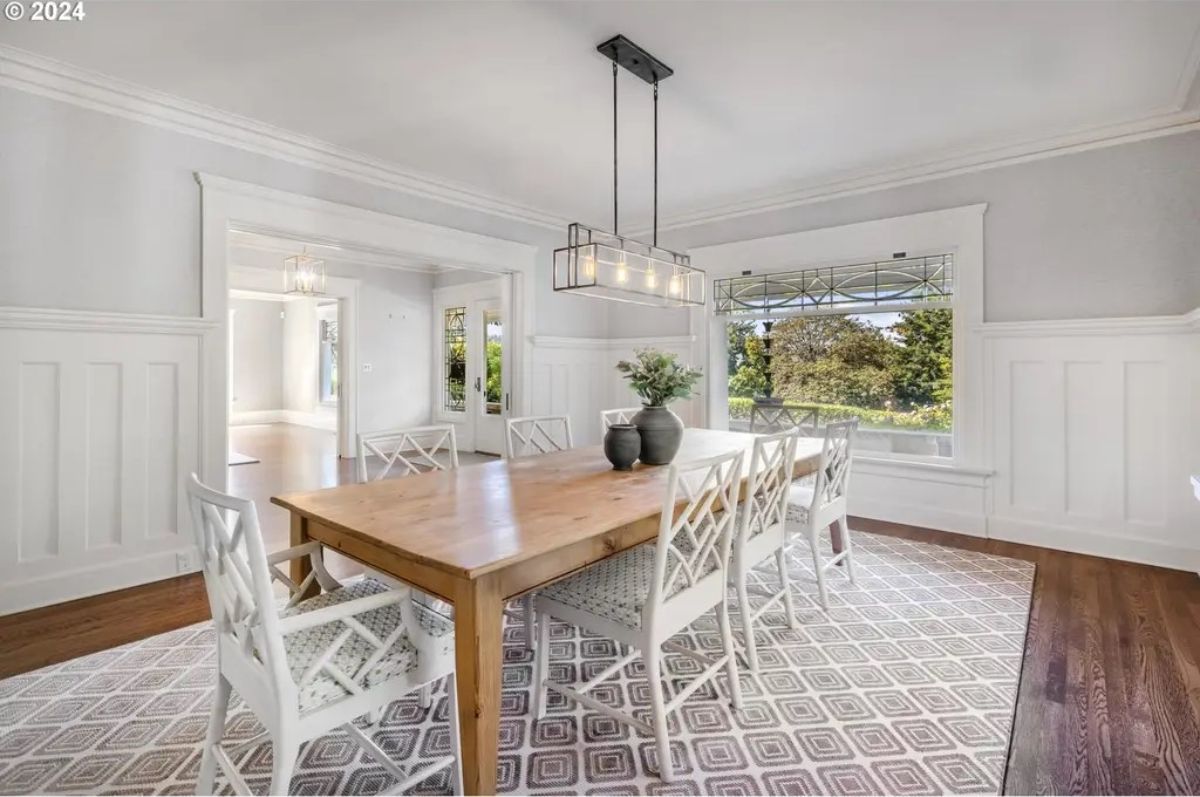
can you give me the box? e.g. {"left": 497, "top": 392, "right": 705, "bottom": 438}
{"left": 0, "top": 529, "right": 1034, "bottom": 796}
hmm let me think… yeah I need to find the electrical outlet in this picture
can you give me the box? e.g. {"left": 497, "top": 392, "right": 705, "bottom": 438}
{"left": 176, "top": 552, "right": 192, "bottom": 573}
{"left": 362, "top": 362, "right": 373, "bottom": 373}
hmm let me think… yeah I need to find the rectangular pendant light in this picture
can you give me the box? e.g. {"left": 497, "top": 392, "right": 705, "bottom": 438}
{"left": 554, "top": 35, "right": 706, "bottom": 309}
{"left": 554, "top": 223, "right": 705, "bottom": 307}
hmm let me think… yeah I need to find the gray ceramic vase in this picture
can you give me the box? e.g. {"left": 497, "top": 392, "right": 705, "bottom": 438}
{"left": 633, "top": 405, "right": 684, "bottom": 465}
{"left": 603, "top": 423, "right": 641, "bottom": 471}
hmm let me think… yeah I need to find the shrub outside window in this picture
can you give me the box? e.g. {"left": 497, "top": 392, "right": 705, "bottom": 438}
{"left": 718, "top": 254, "right": 953, "bottom": 459}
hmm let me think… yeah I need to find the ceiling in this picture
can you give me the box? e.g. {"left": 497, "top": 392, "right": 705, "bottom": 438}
{"left": 3, "top": 1, "right": 1199, "bottom": 231}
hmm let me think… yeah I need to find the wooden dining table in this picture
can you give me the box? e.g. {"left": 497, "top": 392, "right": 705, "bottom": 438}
{"left": 272, "top": 428, "right": 824, "bottom": 795}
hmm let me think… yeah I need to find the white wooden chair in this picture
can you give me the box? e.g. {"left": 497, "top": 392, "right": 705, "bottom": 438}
{"left": 505, "top": 414, "right": 574, "bottom": 458}
{"left": 788, "top": 419, "right": 859, "bottom": 608}
{"left": 731, "top": 428, "right": 800, "bottom": 671}
{"left": 600, "top": 407, "right": 642, "bottom": 438}
{"left": 186, "top": 475, "right": 461, "bottom": 796}
{"left": 503, "top": 415, "right": 574, "bottom": 648}
{"left": 532, "top": 449, "right": 745, "bottom": 783}
{"left": 356, "top": 425, "right": 458, "bottom": 482}
{"left": 356, "top": 424, "right": 458, "bottom": 703}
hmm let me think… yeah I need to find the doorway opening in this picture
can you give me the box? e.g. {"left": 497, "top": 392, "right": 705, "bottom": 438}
{"left": 433, "top": 274, "right": 512, "bottom": 456}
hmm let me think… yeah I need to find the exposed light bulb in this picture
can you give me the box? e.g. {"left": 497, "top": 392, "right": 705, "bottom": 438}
{"left": 582, "top": 254, "right": 596, "bottom": 279}
{"left": 645, "top": 266, "right": 657, "bottom": 289}
{"left": 615, "top": 254, "right": 628, "bottom": 283}
{"left": 668, "top": 274, "right": 682, "bottom": 295}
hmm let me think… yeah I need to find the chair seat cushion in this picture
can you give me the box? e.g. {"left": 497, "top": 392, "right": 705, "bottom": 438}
{"left": 281, "top": 578, "right": 452, "bottom": 713}
{"left": 539, "top": 538, "right": 717, "bottom": 630}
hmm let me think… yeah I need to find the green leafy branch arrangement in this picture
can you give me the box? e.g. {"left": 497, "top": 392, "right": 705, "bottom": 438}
{"left": 616, "top": 348, "right": 703, "bottom": 407}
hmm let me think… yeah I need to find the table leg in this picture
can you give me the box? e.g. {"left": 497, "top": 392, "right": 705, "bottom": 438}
{"left": 452, "top": 573, "right": 504, "bottom": 795}
{"left": 289, "top": 514, "right": 320, "bottom": 599}
{"left": 830, "top": 518, "right": 846, "bottom": 562}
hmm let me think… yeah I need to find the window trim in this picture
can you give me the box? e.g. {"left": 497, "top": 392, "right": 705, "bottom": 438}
{"left": 689, "top": 204, "right": 986, "bottom": 471}
{"left": 722, "top": 260, "right": 956, "bottom": 461}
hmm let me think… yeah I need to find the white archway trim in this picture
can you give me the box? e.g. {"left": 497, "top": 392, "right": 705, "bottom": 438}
{"left": 196, "top": 173, "right": 539, "bottom": 490}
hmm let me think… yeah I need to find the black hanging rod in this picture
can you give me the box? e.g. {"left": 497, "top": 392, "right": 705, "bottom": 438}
{"left": 596, "top": 34, "right": 673, "bottom": 84}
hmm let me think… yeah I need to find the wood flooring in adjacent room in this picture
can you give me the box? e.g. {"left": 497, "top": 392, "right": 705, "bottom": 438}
{"left": 1, "top": 426, "right": 1198, "bottom": 794}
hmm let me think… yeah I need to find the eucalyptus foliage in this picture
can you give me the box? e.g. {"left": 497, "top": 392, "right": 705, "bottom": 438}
{"left": 616, "top": 348, "right": 703, "bottom": 407}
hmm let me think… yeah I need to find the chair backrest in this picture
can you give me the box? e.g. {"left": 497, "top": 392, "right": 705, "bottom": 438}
{"left": 810, "top": 419, "right": 857, "bottom": 512}
{"left": 185, "top": 474, "right": 292, "bottom": 708}
{"left": 356, "top": 425, "right": 459, "bottom": 482}
{"left": 737, "top": 428, "right": 799, "bottom": 550}
{"left": 505, "top": 415, "right": 573, "bottom": 458}
{"left": 750, "top": 403, "right": 818, "bottom": 436}
{"left": 600, "top": 407, "right": 642, "bottom": 438}
{"left": 645, "top": 448, "right": 744, "bottom": 626}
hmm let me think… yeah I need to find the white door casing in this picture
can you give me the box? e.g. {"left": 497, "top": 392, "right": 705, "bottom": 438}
{"left": 471, "top": 297, "right": 507, "bottom": 456}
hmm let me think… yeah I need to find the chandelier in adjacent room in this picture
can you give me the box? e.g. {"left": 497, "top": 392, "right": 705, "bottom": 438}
{"left": 283, "top": 247, "right": 326, "bottom": 296}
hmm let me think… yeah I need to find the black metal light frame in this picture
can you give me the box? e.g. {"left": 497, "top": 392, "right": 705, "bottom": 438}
{"left": 552, "top": 34, "right": 705, "bottom": 308}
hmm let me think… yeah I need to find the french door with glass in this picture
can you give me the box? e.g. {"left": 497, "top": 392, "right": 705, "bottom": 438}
{"left": 438, "top": 292, "right": 508, "bottom": 455}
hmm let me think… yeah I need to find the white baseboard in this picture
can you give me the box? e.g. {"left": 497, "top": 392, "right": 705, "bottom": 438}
{"left": 850, "top": 497, "right": 989, "bottom": 538}
{"left": 0, "top": 545, "right": 199, "bottom": 615}
{"left": 229, "top": 409, "right": 285, "bottom": 426}
{"left": 988, "top": 516, "right": 1200, "bottom": 573}
{"left": 230, "top": 409, "right": 336, "bottom": 432}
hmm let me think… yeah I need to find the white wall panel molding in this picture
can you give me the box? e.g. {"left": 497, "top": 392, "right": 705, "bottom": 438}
{"left": 848, "top": 459, "right": 990, "bottom": 538}
{"left": 0, "top": 46, "right": 567, "bottom": 231}
{"left": 0, "top": 306, "right": 216, "bottom": 335}
{"left": 984, "top": 325, "right": 1200, "bottom": 572}
{"left": 529, "top": 335, "right": 702, "bottom": 447}
{"left": 978, "top": 309, "right": 1200, "bottom": 338}
{"left": 0, "top": 324, "right": 201, "bottom": 614}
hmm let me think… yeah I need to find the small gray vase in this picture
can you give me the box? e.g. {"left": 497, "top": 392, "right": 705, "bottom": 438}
{"left": 603, "top": 423, "right": 641, "bottom": 471}
{"left": 632, "top": 405, "right": 684, "bottom": 465}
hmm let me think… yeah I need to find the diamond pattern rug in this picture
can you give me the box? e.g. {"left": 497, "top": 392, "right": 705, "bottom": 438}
{"left": 0, "top": 529, "right": 1034, "bottom": 795}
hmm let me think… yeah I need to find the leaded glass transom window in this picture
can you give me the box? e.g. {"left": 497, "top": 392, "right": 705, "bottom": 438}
{"left": 443, "top": 307, "right": 466, "bottom": 413}
{"left": 714, "top": 254, "right": 952, "bottom": 317}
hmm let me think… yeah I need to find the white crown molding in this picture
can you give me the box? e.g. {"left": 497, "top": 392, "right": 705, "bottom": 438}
{"left": 0, "top": 45, "right": 569, "bottom": 231}
{"left": 531, "top": 334, "right": 697, "bottom": 351}
{"left": 646, "top": 109, "right": 1200, "bottom": 234}
{"left": 976, "top": 308, "right": 1200, "bottom": 338}
{"left": 4, "top": 40, "right": 1199, "bottom": 239}
{"left": 0, "top": 305, "right": 217, "bottom": 335}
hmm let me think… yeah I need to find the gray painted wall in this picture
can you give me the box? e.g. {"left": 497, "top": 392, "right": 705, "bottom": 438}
{"left": 3, "top": 82, "right": 1196, "bottom": 342}
{"left": 0, "top": 86, "right": 608, "bottom": 337}
{"left": 609, "top": 130, "right": 1200, "bottom": 337}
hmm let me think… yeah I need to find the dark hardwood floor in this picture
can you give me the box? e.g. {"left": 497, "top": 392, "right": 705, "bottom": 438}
{"left": 2, "top": 426, "right": 1199, "bottom": 793}
{"left": 853, "top": 518, "right": 1200, "bottom": 795}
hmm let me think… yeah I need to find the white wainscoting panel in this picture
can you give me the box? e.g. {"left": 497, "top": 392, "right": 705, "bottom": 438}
{"left": 848, "top": 459, "right": 991, "bottom": 537}
{"left": 530, "top": 336, "right": 700, "bottom": 446}
{"left": 0, "top": 319, "right": 204, "bottom": 614}
{"left": 985, "top": 326, "right": 1200, "bottom": 571}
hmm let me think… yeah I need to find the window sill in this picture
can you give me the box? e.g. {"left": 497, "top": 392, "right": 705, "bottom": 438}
{"left": 852, "top": 454, "right": 992, "bottom": 487}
